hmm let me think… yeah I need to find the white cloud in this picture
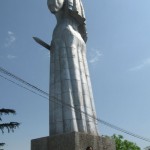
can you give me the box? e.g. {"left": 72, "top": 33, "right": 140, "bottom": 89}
{"left": 4, "top": 31, "right": 16, "bottom": 48}
{"left": 129, "top": 58, "right": 150, "bottom": 71}
{"left": 7, "top": 54, "right": 16, "bottom": 59}
{"left": 88, "top": 48, "right": 103, "bottom": 64}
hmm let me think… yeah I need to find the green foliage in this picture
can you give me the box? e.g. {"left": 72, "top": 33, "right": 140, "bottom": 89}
{"left": 0, "top": 108, "right": 16, "bottom": 121}
{"left": 0, "top": 108, "right": 20, "bottom": 149}
{"left": 0, "top": 122, "right": 20, "bottom": 133}
{"left": 112, "top": 134, "right": 141, "bottom": 150}
{"left": 0, "top": 108, "right": 16, "bottom": 115}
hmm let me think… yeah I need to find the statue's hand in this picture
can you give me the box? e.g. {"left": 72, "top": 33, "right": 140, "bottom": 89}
{"left": 47, "top": 0, "right": 64, "bottom": 13}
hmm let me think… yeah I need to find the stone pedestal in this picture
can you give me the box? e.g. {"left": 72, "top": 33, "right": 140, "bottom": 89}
{"left": 31, "top": 132, "right": 115, "bottom": 150}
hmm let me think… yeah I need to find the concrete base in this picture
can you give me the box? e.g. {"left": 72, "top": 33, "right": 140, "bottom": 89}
{"left": 31, "top": 132, "right": 115, "bottom": 150}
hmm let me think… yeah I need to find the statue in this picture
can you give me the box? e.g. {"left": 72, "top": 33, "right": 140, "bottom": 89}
{"left": 32, "top": 1, "right": 116, "bottom": 150}
{"left": 47, "top": 0, "right": 99, "bottom": 136}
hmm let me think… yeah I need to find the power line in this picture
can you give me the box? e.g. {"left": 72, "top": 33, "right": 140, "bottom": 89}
{"left": 98, "top": 119, "right": 150, "bottom": 142}
{"left": 0, "top": 67, "right": 49, "bottom": 96}
{"left": 0, "top": 74, "right": 48, "bottom": 100}
{"left": 0, "top": 67, "right": 150, "bottom": 143}
{"left": 50, "top": 94, "right": 150, "bottom": 143}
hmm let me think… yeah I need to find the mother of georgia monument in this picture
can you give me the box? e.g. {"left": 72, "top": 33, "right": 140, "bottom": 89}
{"left": 31, "top": 0, "right": 116, "bottom": 149}
{"left": 48, "top": 0, "right": 98, "bottom": 136}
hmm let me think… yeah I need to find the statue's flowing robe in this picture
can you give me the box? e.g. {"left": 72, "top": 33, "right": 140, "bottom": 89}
{"left": 48, "top": 0, "right": 98, "bottom": 136}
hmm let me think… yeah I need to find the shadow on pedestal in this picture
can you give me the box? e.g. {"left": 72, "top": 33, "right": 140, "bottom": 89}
{"left": 31, "top": 132, "right": 116, "bottom": 150}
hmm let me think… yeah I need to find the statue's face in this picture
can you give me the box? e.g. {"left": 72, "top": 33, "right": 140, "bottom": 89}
{"left": 47, "top": 0, "right": 64, "bottom": 13}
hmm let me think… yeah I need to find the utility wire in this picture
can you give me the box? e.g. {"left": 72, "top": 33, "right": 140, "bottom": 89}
{"left": 0, "top": 74, "right": 48, "bottom": 100}
{"left": 50, "top": 94, "right": 150, "bottom": 143}
{"left": 0, "top": 67, "right": 49, "bottom": 96}
{"left": 0, "top": 67, "right": 150, "bottom": 143}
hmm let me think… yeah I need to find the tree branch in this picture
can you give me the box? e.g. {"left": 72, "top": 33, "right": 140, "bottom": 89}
{"left": 0, "top": 108, "right": 16, "bottom": 121}
{"left": 0, "top": 122, "right": 20, "bottom": 133}
{"left": 0, "top": 108, "right": 16, "bottom": 115}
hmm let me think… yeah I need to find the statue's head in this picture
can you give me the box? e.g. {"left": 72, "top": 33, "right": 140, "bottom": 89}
{"left": 47, "top": 0, "right": 64, "bottom": 13}
{"left": 47, "top": 0, "right": 84, "bottom": 16}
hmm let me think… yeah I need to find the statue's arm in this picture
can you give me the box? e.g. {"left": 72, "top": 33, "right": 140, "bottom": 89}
{"left": 47, "top": 0, "right": 64, "bottom": 13}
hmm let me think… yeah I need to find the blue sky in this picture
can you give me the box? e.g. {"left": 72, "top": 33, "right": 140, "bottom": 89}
{"left": 1, "top": 0, "right": 150, "bottom": 149}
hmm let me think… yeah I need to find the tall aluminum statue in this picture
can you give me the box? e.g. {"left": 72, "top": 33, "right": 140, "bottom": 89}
{"left": 47, "top": 0, "right": 99, "bottom": 136}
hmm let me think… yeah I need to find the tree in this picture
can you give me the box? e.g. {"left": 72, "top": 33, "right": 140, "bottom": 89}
{"left": 0, "top": 108, "right": 20, "bottom": 149}
{"left": 112, "top": 134, "right": 141, "bottom": 150}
